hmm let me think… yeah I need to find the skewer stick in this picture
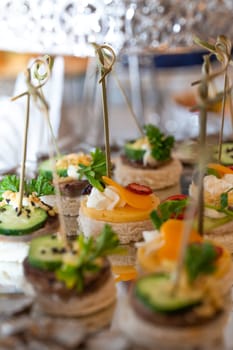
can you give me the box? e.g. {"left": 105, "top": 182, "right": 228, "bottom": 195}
{"left": 51, "top": 164, "right": 68, "bottom": 246}
{"left": 93, "top": 44, "right": 116, "bottom": 178}
{"left": 196, "top": 56, "right": 209, "bottom": 236}
{"left": 101, "top": 75, "right": 111, "bottom": 178}
{"left": 171, "top": 204, "right": 197, "bottom": 295}
{"left": 171, "top": 56, "right": 209, "bottom": 295}
{"left": 112, "top": 71, "right": 144, "bottom": 136}
{"left": 172, "top": 35, "right": 233, "bottom": 295}
{"left": 17, "top": 69, "right": 31, "bottom": 213}
{"left": 218, "top": 72, "right": 228, "bottom": 163}
{"left": 12, "top": 56, "right": 68, "bottom": 245}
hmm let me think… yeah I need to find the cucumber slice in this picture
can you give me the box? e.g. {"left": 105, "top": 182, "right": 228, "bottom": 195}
{"left": 38, "top": 157, "right": 67, "bottom": 180}
{"left": 213, "top": 143, "right": 233, "bottom": 165}
{"left": 0, "top": 205, "right": 48, "bottom": 236}
{"left": 28, "top": 234, "right": 65, "bottom": 271}
{"left": 135, "top": 274, "right": 202, "bottom": 313}
{"left": 193, "top": 215, "right": 232, "bottom": 233}
{"left": 124, "top": 141, "right": 145, "bottom": 161}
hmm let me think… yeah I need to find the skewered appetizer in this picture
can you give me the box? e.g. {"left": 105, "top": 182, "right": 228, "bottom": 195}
{"left": 0, "top": 174, "right": 59, "bottom": 263}
{"left": 114, "top": 124, "right": 182, "bottom": 190}
{"left": 23, "top": 225, "right": 119, "bottom": 317}
{"left": 39, "top": 148, "right": 106, "bottom": 236}
{"left": 78, "top": 176, "right": 160, "bottom": 244}
{"left": 189, "top": 163, "right": 233, "bottom": 251}
{"left": 137, "top": 217, "right": 233, "bottom": 296}
{"left": 118, "top": 251, "right": 230, "bottom": 350}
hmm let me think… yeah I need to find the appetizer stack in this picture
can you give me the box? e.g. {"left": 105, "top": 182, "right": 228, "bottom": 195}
{"left": 39, "top": 148, "right": 107, "bottom": 236}
{"left": 23, "top": 225, "right": 119, "bottom": 318}
{"left": 79, "top": 175, "right": 160, "bottom": 243}
{"left": 190, "top": 163, "right": 233, "bottom": 251}
{"left": 118, "top": 248, "right": 230, "bottom": 349}
{"left": 114, "top": 124, "right": 183, "bottom": 191}
{"left": 0, "top": 174, "right": 58, "bottom": 263}
{"left": 137, "top": 218, "right": 233, "bottom": 296}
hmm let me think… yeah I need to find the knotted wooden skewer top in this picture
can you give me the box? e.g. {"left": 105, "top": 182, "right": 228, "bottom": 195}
{"left": 92, "top": 44, "right": 116, "bottom": 178}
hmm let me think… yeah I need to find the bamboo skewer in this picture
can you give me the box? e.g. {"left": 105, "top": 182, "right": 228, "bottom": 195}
{"left": 171, "top": 204, "right": 197, "bottom": 295}
{"left": 197, "top": 58, "right": 209, "bottom": 236}
{"left": 93, "top": 44, "right": 116, "bottom": 178}
{"left": 218, "top": 72, "right": 228, "bottom": 163}
{"left": 17, "top": 69, "right": 31, "bottom": 213}
{"left": 112, "top": 71, "right": 144, "bottom": 136}
{"left": 171, "top": 36, "right": 233, "bottom": 295}
{"left": 171, "top": 45, "right": 213, "bottom": 294}
{"left": 11, "top": 56, "right": 67, "bottom": 246}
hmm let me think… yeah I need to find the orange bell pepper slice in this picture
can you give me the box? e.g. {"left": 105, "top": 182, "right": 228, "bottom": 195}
{"left": 102, "top": 176, "right": 159, "bottom": 210}
{"left": 208, "top": 163, "right": 233, "bottom": 177}
{"left": 156, "top": 219, "right": 203, "bottom": 261}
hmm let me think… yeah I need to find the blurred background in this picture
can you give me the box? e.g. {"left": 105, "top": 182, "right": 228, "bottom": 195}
{"left": 0, "top": 0, "right": 233, "bottom": 169}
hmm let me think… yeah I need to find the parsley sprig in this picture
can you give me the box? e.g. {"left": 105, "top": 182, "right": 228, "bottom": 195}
{"left": 144, "top": 124, "right": 174, "bottom": 161}
{"left": 0, "top": 174, "right": 55, "bottom": 200}
{"left": 150, "top": 198, "right": 188, "bottom": 229}
{"left": 26, "top": 175, "right": 55, "bottom": 197}
{"left": 78, "top": 148, "right": 107, "bottom": 191}
{"left": 55, "top": 224, "right": 119, "bottom": 292}
{"left": 185, "top": 242, "right": 218, "bottom": 282}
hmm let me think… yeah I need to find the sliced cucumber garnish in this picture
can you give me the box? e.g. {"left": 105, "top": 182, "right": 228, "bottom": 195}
{"left": 213, "top": 143, "right": 233, "bottom": 165}
{"left": 0, "top": 205, "right": 48, "bottom": 236}
{"left": 193, "top": 215, "right": 232, "bottom": 233}
{"left": 124, "top": 141, "right": 145, "bottom": 162}
{"left": 28, "top": 234, "right": 65, "bottom": 271}
{"left": 39, "top": 157, "right": 67, "bottom": 180}
{"left": 135, "top": 273, "right": 202, "bottom": 313}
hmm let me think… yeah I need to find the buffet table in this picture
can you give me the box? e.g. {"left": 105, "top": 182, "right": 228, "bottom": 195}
{"left": 0, "top": 164, "right": 233, "bottom": 350}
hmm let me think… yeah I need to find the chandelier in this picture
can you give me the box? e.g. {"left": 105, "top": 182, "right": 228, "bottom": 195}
{"left": 0, "top": 1, "right": 233, "bottom": 56}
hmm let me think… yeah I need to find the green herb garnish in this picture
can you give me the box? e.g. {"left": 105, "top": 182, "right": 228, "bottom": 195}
{"left": 220, "top": 192, "right": 228, "bottom": 210}
{"left": 0, "top": 175, "right": 20, "bottom": 199}
{"left": 185, "top": 242, "right": 218, "bottom": 282}
{"left": 78, "top": 148, "right": 107, "bottom": 191}
{"left": 0, "top": 174, "right": 54, "bottom": 200}
{"left": 144, "top": 124, "right": 174, "bottom": 161}
{"left": 55, "top": 224, "right": 119, "bottom": 292}
{"left": 57, "top": 169, "right": 68, "bottom": 177}
{"left": 26, "top": 175, "right": 55, "bottom": 197}
{"left": 150, "top": 198, "right": 188, "bottom": 229}
{"left": 206, "top": 167, "right": 221, "bottom": 178}
{"left": 216, "top": 187, "right": 233, "bottom": 215}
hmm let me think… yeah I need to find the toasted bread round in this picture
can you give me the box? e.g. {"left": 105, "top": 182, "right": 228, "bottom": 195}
{"left": 78, "top": 206, "right": 154, "bottom": 244}
{"left": 114, "top": 157, "right": 182, "bottom": 190}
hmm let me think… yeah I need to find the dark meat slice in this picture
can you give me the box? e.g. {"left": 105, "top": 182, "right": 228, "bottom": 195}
{"left": 129, "top": 287, "right": 221, "bottom": 328}
{"left": 23, "top": 258, "right": 111, "bottom": 298}
{"left": 59, "top": 179, "right": 89, "bottom": 197}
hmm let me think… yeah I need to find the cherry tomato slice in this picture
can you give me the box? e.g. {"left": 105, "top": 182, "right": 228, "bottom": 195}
{"left": 125, "top": 183, "right": 153, "bottom": 195}
{"left": 165, "top": 194, "right": 188, "bottom": 201}
{"left": 163, "top": 194, "right": 188, "bottom": 220}
{"left": 214, "top": 245, "right": 223, "bottom": 259}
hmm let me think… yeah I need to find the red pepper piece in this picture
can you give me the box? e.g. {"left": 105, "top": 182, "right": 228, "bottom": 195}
{"left": 126, "top": 183, "right": 153, "bottom": 195}
{"left": 163, "top": 194, "right": 188, "bottom": 220}
{"left": 214, "top": 245, "right": 223, "bottom": 259}
{"left": 165, "top": 194, "right": 188, "bottom": 201}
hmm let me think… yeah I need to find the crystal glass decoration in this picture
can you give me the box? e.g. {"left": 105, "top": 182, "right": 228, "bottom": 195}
{"left": 1, "top": 1, "right": 233, "bottom": 56}
{"left": 122, "top": 0, "right": 233, "bottom": 53}
{"left": 0, "top": 0, "right": 125, "bottom": 56}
